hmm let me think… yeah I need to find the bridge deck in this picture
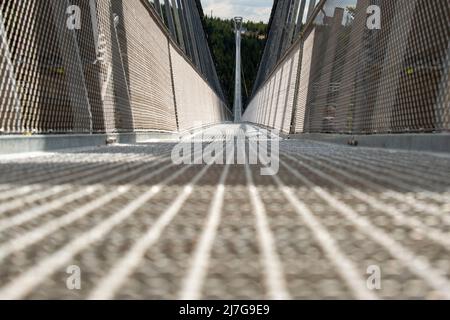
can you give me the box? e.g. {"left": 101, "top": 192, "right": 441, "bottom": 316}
{"left": 0, "top": 125, "right": 449, "bottom": 299}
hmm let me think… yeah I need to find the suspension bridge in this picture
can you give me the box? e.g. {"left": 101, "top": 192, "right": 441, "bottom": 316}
{"left": 0, "top": 0, "right": 449, "bottom": 300}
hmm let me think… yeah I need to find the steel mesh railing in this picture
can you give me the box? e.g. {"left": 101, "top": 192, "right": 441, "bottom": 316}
{"left": 300, "top": 0, "right": 450, "bottom": 134}
{"left": 171, "top": 43, "right": 231, "bottom": 131}
{"left": 245, "top": 0, "right": 450, "bottom": 135}
{"left": 0, "top": 0, "right": 229, "bottom": 135}
{"left": 243, "top": 47, "right": 301, "bottom": 133}
{"left": 117, "top": 0, "right": 177, "bottom": 132}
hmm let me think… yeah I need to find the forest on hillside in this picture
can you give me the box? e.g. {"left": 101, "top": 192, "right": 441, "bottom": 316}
{"left": 203, "top": 17, "right": 268, "bottom": 108}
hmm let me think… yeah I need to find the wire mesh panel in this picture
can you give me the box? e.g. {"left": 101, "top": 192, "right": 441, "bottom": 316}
{"left": 295, "top": 0, "right": 450, "bottom": 134}
{"left": 243, "top": 47, "right": 300, "bottom": 134}
{"left": 0, "top": 1, "right": 94, "bottom": 134}
{"left": 0, "top": 0, "right": 227, "bottom": 135}
{"left": 170, "top": 43, "right": 231, "bottom": 132}
{"left": 92, "top": 0, "right": 133, "bottom": 133}
{"left": 116, "top": 0, "right": 177, "bottom": 132}
{"left": 294, "top": 29, "right": 314, "bottom": 133}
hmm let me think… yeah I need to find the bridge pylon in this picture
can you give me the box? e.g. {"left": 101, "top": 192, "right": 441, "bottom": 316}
{"left": 233, "top": 17, "right": 243, "bottom": 123}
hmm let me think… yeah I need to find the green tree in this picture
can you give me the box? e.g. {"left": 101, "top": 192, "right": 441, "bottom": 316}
{"left": 204, "top": 17, "right": 267, "bottom": 109}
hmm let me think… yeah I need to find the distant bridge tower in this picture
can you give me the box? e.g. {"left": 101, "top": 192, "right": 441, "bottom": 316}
{"left": 233, "top": 17, "right": 243, "bottom": 123}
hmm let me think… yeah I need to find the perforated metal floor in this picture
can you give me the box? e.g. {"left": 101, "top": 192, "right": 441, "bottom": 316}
{"left": 0, "top": 125, "right": 449, "bottom": 300}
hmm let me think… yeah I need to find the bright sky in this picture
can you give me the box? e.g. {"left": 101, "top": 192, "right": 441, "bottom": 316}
{"left": 200, "top": 0, "right": 274, "bottom": 23}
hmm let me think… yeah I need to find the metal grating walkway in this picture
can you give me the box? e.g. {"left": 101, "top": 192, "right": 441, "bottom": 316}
{"left": 0, "top": 125, "right": 449, "bottom": 300}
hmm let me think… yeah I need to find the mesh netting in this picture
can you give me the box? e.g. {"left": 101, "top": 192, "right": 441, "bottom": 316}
{"left": 0, "top": 0, "right": 228, "bottom": 134}
{"left": 246, "top": 0, "right": 450, "bottom": 135}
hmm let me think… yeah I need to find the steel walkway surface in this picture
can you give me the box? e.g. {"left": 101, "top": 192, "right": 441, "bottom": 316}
{"left": 0, "top": 125, "right": 449, "bottom": 300}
